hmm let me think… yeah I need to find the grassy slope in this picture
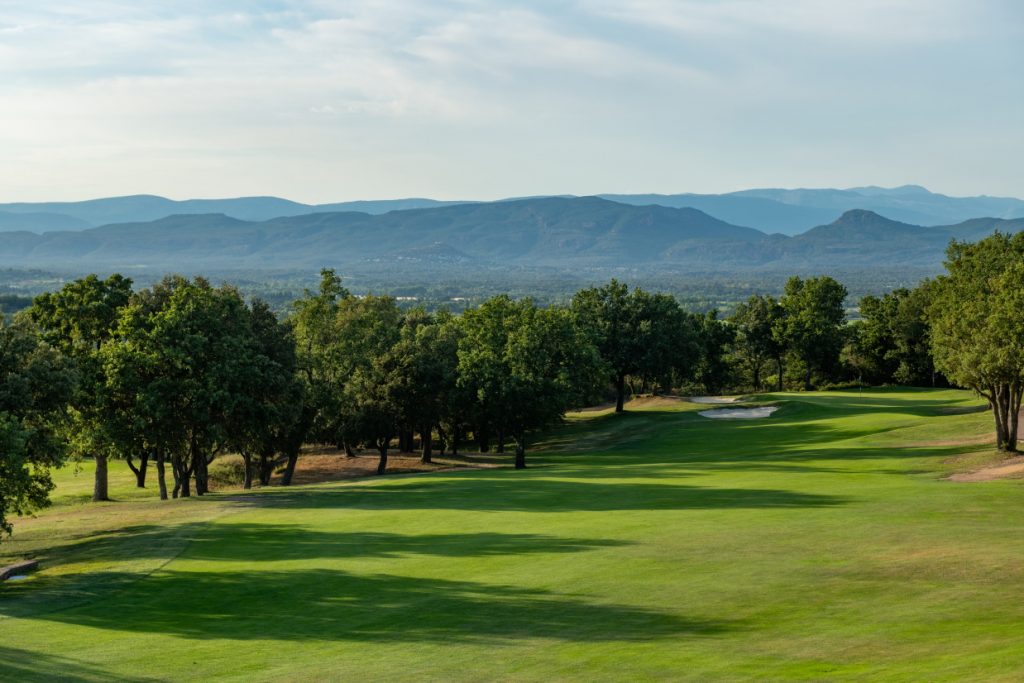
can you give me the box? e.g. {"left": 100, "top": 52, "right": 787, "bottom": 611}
{"left": 2, "top": 389, "right": 1023, "bottom": 681}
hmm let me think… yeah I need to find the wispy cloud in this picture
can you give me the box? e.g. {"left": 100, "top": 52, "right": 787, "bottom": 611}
{"left": 0, "top": 0, "right": 1020, "bottom": 200}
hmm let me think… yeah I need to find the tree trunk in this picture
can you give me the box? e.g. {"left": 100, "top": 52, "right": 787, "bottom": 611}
{"left": 477, "top": 426, "right": 490, "bottom": 453}
{"left": 514, "top": 435, "right": 526, "bottom": 470}
{"left": 752, "top": 364, "right": 761, "bottom": 392}
{"left": 804, "top": 365, "right": 813, "bottom": 392}
{"left": 777, "top": 355, "right": 784, "bottom": 392}
{"left": 377, "top": 442, "right": 388, "bottom": 475}
{"left": 399, "top": 429, "right": 415, "bottom": 453}
{"left": 171, "top": 453, "right": 182, "bottom": 499}
{"left": 343, "top": 441, "right": 356, "bottom": 458}
{"left": 497, "top": 426, "right": 505, "bottom": 453}
{"left": 258, "top": 450, "right": 274, "bottom": 486}
{"left": 281, "top": 445, "right": 300, "bottom": 486}
{"left": 436, "top": 425, "right": 448, "bottom": 455}
{"left": 178, "top": 459, "right": 191, "bottom": 497}
{"left": 1009, "top": 382, "right": 1023, "bottom": 452}
{"left": 241, "top": 452, "right": 254, "bottom": 490}
{"left": 126, "top": 453, "right": 149, "bottom": 488}
{"left": 93, "top": 454, "right": 110, "bottom": 502}
{"left": 451, "top": 424, "right": 460, "bottom": 457}
{"left": 191, "top": 437, "right": 208, "bottom": 496}
{"left": 615, "top": 373, "right": 626, "bottom": 412}
{"left": 421, "top": 425, "right": 433, "bottom": 464}
{"left": 991, "top": 385, "right": 1009, "bottom": 451}
{"left": 156, "top": 451, "right": 168, "bottom": 501}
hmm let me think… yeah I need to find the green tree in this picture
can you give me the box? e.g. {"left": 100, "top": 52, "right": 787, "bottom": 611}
{"left": 0, "top": 315, "right": 75, "bottom": 537}
{"left": 105, "top": 277, "right": 260, "bottom": 497}
{"left": 226, "top": 300, "right": 304, "bottom": 488}
{"left": 730, "top": 295, "right": 784, "bottom": 391}
{"left": 28, "top": 274, "right": 133, "bottom": 501}
{"left": 384, "top": 311, "right": 461, "bottom": 464}
{"left": 694, "top": 310, "right": 735, "bottom": 394}
{"left": 778, "top": 276, "right": 848, "bottom": 390}
{"left": 853, "top": 287, "right": 938, "bottom": 386}
{"left": 572, "top": 280, "right": 693, "bottom": 411}
{"left": 460, "top": 297, "right": 602, "bottom": 468}
{"left": 929, "top": 233, "right": 1024, "bottom": 451}
{"left": 290, "top": 269, "right": 351, "bottom": 453}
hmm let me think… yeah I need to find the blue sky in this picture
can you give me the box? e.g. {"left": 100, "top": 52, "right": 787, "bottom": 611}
{"left": 0, "top": 0, "right": 1020, "bottom": 202}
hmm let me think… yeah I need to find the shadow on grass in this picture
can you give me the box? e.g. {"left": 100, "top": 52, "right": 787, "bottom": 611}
{"left": 242, "top": 477, "right": 848, "bottom": 512}
{"left": 0, "top": 645, "right": 157, "bottom": 683}
{"left": 33, "top": 527, "right": 632, "bottom": 565}
{"left": 27, "top": 568, "right": 742, "bottom": 644}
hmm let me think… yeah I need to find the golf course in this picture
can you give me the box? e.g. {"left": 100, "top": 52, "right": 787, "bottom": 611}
{"left": 2, "top": 388, "right": 1023, "bottom": 681}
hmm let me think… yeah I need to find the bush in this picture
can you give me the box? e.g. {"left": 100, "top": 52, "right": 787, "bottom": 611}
{"left": 208, "top": 455, "right": 247, "bottom": 489}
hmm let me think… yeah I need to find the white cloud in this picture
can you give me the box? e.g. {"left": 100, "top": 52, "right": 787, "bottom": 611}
{"left": 0, "top": 0, "right": 1020, "bottom": 201}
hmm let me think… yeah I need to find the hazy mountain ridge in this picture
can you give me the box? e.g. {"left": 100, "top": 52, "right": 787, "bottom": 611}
{"left": 1, "top": 197, "right": 1022, "bottom": 275}
{"left": 2, "top": 185, "right": 1022, "bottom": 236}
{"left": 603, "top": 185, "right": 1024, "bottom": 234}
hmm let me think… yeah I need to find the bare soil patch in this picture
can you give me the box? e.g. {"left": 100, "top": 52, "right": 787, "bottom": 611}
{"left": 688, "top": 396, "right": 744, "bottom": 405}
{"left": 905, "top": 433, "right": 995, "bottom": 449}
{"left": 949, "top": 456, "right": 1024, "bottom": 483}
{"left": 628, "top": 395, "right": 688, "bottom": 408}
{"left": 281, "top": 446, "right": 503, "bottom": 486}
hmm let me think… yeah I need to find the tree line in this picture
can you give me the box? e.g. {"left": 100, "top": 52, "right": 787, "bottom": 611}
{"left": 0, "top": 232, "right": 1020, "bottom": 539}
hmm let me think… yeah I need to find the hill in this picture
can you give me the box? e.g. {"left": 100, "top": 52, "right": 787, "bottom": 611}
{"left": 0, "top": 197, "right": 765, "bottom": 270}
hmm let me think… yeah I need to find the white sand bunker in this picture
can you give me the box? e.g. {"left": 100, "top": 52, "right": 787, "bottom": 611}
{"left": 688, "top": 396, "right": 743, "bottom": 404}
{"left": 699, "top": 406, "right": 779, "bottom": 419}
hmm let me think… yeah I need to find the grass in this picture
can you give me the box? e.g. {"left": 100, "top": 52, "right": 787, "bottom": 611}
{"left": 2, "top": 388, "right": 1023, "bottom": 681}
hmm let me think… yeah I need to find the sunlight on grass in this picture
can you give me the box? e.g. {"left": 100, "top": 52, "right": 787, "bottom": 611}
{"left": 4, "top": 389, "right": 1023, "bottom": 682}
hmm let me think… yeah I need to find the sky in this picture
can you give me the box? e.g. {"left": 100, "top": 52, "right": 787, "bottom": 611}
{"left": 0, "top": 0, "right": 1021, "bottom": 203}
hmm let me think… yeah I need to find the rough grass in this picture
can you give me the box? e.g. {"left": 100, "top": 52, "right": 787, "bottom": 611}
{"left": 3, "top": 389, "right": 1023, "bottom": 681}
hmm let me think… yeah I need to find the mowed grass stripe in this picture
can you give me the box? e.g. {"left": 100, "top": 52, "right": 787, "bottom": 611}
{"left": 3, "top": 389, "right": 1024, "bottom": 681}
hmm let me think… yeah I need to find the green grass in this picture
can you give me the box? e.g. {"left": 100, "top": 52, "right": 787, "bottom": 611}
{"left": 3, "top": 389, "right": 1023, "bottom": 681}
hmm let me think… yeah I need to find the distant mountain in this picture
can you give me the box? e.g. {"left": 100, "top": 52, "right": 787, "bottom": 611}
{"left": 0, "top": 210, "right": 92, "bottom": 232}
{"left": 602, "top": 186, "right": 1024, "bottom": 235}
{"left": 0, "top": 195, "right": 472, "bottom": 232}
{"left": 0, "top": 197, "right": 763, "bottom": 270}
{"left": 1, "top": 198, "right": 1022, "bottom": 278}
{"left": 4, "top": 186, "right": 1022, "bottom": 236}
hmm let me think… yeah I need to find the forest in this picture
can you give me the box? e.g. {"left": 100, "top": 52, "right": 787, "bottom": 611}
{"left": 1, "top": 232, "right": 1020, "bottom": 541}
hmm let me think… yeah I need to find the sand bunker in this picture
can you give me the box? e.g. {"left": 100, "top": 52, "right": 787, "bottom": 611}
{"left": 688, "top": 396, "right": 743, "bottom": 404}
{"left": 699, "top": 406, "right": 779, "bottom": 419}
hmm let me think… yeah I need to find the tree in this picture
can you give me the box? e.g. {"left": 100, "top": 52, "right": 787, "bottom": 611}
{"left": 694, "top": 310, "right": 735, "bottom": 394}
{"left": 459, "top": 297, "right": 602, "bottom": 468}
{"left": 572, "top": 280, "right": 695, "bottom": 411}
{"left": 104, "top": 277, "right": 261, "bottom": 497}
{"left": 28, "top": 274, "right": 132, "bottom": 501}
{"left": 506, "top": 305, "right": 603, "bottom": 467}
{"left": 383, "top": 311, "right": 461, "bottom": 464}
{"left": 0, "top": 315, "right": 75, "bottom": 537}
{"left": 778, "top": 276, "right": 848, "bottom": 390}
{"left": 730, "top": 295, "right": 784, "bottom": 391}
{"left": 632, "top": 291, "right": 699, "bottom": 395}
{"left": 851, "top": 287, "right": 939, "bottom": 387}
{"left": 225, "top": 300, "right": 304, "bottom": 489}
{"left": 290, "top": 269, "right": 351, "bottom": 453}
{"left": 929, "top": 233, "right": 1024, "bottom": 451}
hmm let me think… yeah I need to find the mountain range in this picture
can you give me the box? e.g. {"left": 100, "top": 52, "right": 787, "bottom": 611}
{"left": 0, "top": 195, "right": 1021, "bottom": 275}
{"left": 1, "top": 185, "right": 1022, "bottom": 236}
